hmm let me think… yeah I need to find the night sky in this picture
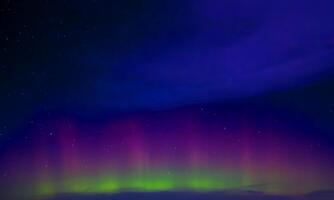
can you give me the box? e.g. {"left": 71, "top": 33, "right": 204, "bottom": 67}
{"left": 1, "top": 0, "right": 334, "bottom": 200}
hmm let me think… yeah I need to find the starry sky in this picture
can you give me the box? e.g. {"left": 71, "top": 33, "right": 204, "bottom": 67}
{"left": 1, "top": 0, "right": 334, "bottom": 200}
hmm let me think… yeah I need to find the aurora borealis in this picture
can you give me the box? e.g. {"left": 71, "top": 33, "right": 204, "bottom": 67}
{"left": 1, "top": 0, "right": 334, "bottom": 199}
{"left": 1, "top": 109, "right": 334, "bottom": 199}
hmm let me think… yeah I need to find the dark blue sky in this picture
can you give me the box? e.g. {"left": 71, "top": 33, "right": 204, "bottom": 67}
{"left": 1, "top": 0, "right": 334, "bottom": 141}
{"left": 1, "top": 0, "right": 334, "bottom": 115}
{"left": 50, "top": 0, "right": 334, "bottom": 112}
